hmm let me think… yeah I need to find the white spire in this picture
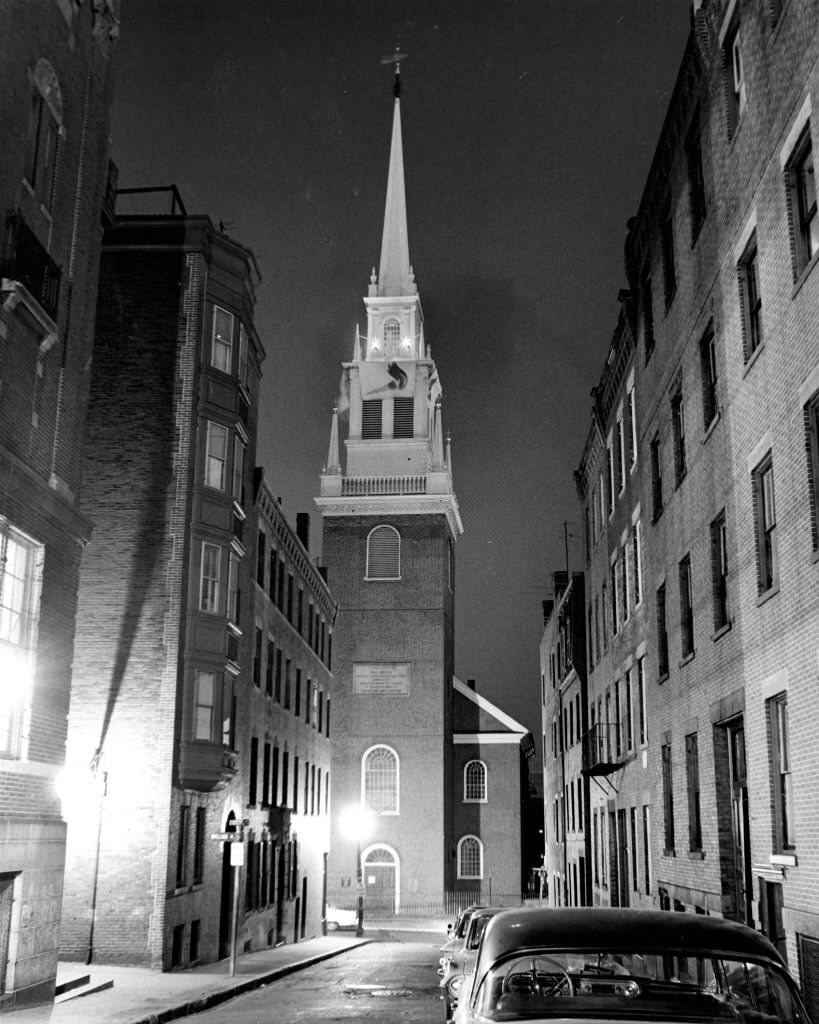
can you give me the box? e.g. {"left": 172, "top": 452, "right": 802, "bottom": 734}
{"left": 377, "top": 90, "right": 415, "bottom": 297}
{"left": 326, "top": 407, "right": 341, "bottom": 474}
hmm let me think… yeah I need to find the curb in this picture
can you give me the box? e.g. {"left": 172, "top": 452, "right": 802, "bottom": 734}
{"left": 129, "top": 940, "right": 372, "bottom": 1024}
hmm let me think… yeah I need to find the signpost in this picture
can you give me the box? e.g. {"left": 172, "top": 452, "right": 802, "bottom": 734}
{"left": 212, "top": 829, "right": 245, "bottom": 976}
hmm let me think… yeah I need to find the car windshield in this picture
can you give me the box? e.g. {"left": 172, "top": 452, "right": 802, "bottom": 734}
{"left": 472, "top": 948, "right": 810, "bottom": 1023}
{"left": 467, "top": 915, "right": 493, "bottom": 950}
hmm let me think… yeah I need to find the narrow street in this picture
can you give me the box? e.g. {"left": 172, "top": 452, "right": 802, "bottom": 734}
{"left": 186, "top": 929, "right": 445, "bottom": 1023}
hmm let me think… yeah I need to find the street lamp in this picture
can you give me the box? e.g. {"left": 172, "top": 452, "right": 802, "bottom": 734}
{"left": 339, "top": 804, "right": 374, "bottom": 937}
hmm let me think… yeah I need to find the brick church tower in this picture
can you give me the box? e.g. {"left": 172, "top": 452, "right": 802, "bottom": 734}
{"left": 316, "top": 64, "right": 463, "bottom": 913}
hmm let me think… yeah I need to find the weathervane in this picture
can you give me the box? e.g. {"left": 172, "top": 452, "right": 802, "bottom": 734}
{"left": 380, "top": 45, "right": 407, "bottom": 97}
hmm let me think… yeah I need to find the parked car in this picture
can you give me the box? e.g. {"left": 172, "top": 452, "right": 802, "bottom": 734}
{"left": 325, "top": 905, "right": 358, "bottom": 931}
{"left": 441, "top": 906, "right": 504, "bottom": 1021}
{"left": 453, "top": 906, "right": 812, "bottom": 1024}
{"left": 442, "top": 905, "right": 486, "bottom": 955}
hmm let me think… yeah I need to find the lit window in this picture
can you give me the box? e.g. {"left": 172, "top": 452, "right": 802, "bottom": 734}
{"left": 752, "top": 454, "right": 778, "bottom": 594}
{"left": 24, "top": 59, "right": 62, "bottom": 212}
{"left": 464, "top": 760, "right": 487, "bottom": 802}
{"left": 200, "top": 542, "right": 221, "bottom": 613}
{"left": 739, "top": 236, "right": 763, "bottom": 360}
{"left": 211, "top": 306, "right": 234, "bottom": 372}
{"left": 0, "top": 521, "right": 43, "bottom": 758}
{"left": 787, "top": 126, "right": 818, "bottom": 277}
{"left": 383, "top": 318, "right": 401, "bottom": 356}
{"left": 205, "top": 421, "right": 228, "bottom": 490}
{"left": 193, "top": 670, "right": 216, "bottom": 741}
{"left": 457, "top": 835, "right": 483, "bottom": 879}
{"left": 366, "top": 525, "right": 400, "bottom": 580}
{"left": 768, "top": 693, "right": 795, "bottom": 852}
{"left": 363, "top": 745, "right": 398, "bottom": 814}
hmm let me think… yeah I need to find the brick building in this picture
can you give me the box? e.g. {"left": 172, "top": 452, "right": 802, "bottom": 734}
{"left": 0, "top": 1, "right": 117, "bottom": 1008}
{"left": 249, "top": 472, "right": 336, "bottom": 944}
{"left": 60, "top": 188, "right": 268, "bottom": 969}
{"left": 548, "top": 0, "right": 819, "bottom": 1012}
{"left": 316, "top": 70, "right": 529, "bottom": 914}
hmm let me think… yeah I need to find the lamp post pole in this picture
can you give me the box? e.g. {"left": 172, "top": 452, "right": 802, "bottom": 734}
{"left": 356, "top": 837, "right": 364, "bottom": 937}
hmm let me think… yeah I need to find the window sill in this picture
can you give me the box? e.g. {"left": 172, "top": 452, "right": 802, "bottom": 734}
{"left": 812, "top": 548, "right": 819, "bottom": 565}
{"left": 792, "top": 246, "right": 819, "bottom": 300}
{"left": 712, "top": 620, "right": 732, "bottom": 642}
{"left": 663, "top": 848, "right": 676, "bottom": 858}
{"left": 679, "top": 651, "right": 696, "bottom": 668}
{"left": 674, "top": 471, "right": 687, "bottom": 492}
{"left": 688, "top": 850, "right": 706, "bottom": 861}
{"left": 756, "top": 584, "right": 780, "bottom": 608}
{"left": 658, "top": 670, "right": 670, "bottom": 685}
{"left": 651, "top": 508, "right": 664, "bottom": 526}
{"left": 742, "top": 343, "right": 764, "bottom": 379}
{"left": 702, "top": 410, "right": 721, "bottom": 443}
{"left": 770, "top": 852, "right": 797, "bottom": 867}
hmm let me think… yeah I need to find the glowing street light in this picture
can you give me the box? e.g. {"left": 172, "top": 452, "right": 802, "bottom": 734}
{"left": 339, "top": 804, "right": 375, "bottom": 937}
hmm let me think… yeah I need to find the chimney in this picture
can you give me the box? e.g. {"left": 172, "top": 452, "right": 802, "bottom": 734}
{"left": 467, "top": 678, "right": 476, "bottom": 691}
{"left": 296, "top": 513, "right": 310, "bottom": 551}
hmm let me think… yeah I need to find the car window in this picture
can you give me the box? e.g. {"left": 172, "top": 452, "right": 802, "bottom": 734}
{"left": 472, "top": 950, "right": 809, "bottom": 1024}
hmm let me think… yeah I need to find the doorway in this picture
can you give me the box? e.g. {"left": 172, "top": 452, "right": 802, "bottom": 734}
{"left": 362, "top": 845, "right": 398, "bottom": 915}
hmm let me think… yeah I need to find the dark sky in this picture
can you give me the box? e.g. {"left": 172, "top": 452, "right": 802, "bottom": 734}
{"left": 111, "top": 0, "right": 692, "bottom": 753}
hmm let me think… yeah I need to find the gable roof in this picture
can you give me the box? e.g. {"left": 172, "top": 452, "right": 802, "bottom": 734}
{"left": 452, "top": 675, "right": 530, "bottom": 745}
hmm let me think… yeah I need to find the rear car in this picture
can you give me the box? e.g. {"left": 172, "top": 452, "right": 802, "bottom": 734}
{"left": 454, "top": 906, "right": 812, "bottom": 1024}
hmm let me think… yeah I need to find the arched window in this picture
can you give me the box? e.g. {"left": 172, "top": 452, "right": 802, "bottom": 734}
{"left": 362, "top": 745, "right": 399, "bottom": 814}
{"left": 457, "top": 835, "right": 483, "bottom": 879}
{"left": 366, "top": 525, "right": 400, "bottom": 580}
{"left": 25, "top": 59, "right": 63, "bottom": 212}
{"left": 463, "top": 760, "right": 487, "bottom": 802}
{"left": 383, "top": 318, "right": 401, "bottom": 356}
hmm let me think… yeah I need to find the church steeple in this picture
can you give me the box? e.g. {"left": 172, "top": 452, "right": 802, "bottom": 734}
{"left": 376, "top": 65, "right": 416, "bottom": 298}
{"left": 317, "top": 63, "right": 462, "bottom": 543}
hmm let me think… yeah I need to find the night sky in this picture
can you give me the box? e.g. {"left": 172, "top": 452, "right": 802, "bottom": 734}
{"left": 111, "top": 0, "right": 692, "bottom": 754}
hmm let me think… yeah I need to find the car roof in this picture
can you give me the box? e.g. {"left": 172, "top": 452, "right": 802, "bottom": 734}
{"left": 476, "top": 907, "right": 784, "bottom": 976}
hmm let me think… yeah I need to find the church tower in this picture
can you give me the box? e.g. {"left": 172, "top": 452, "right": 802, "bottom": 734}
{"left": 316, "top": 65, "right": 462, "bottom": 913}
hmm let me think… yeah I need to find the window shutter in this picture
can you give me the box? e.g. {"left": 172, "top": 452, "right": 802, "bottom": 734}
{"left": 393, "top": 396, "right": 414, "bottom": 438}
{"left": 362, "top": 399, "right": 382, "bottom": 439}
{"left": 367, "top": 526, "right": 400, "bottom": 579}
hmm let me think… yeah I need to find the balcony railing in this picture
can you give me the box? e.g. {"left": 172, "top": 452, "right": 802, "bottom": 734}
{"left": 341, "top": 475, "right": 427, "bottom": 496}
{"left": 1, "top": 212, "right": 61, "bottom": 321}
{"left": 582, "top": 722, "right": 626, "bottom": 777}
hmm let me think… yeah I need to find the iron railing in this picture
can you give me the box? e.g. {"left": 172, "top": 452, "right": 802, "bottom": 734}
{"left": 2, "top": 212, "right": 61, "bottom": 321}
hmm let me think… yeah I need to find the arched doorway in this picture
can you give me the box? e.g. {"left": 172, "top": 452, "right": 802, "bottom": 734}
{"left": 362, "top": 844, "right": 399, "bottom": 915}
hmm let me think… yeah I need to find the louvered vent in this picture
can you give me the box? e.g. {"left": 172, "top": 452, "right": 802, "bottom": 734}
{"left": 393, "top": 397, "right": 414, "bottom": 438}
{"left": 366, "top": 526, "right": 400, "bottom": 579}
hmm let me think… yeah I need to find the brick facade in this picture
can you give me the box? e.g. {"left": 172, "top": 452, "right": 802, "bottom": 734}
{"left": 0, "top": 1, "right": 116, "bottom": 1009}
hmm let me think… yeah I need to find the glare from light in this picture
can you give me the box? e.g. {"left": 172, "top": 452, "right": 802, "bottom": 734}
{"left": 339, "top": 803, "right": 375, "bottom": 842}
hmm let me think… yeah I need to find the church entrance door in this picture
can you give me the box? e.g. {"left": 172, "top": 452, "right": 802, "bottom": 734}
{"left": 362, "top": 845, "right": 398, "bottom": 915}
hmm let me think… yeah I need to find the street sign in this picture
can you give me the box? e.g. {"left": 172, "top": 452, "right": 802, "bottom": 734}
{"left": 210, "top": 831, "right": 243, "bottom": 842}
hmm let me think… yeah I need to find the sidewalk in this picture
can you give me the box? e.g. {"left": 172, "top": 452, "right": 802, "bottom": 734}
{"left": 10, "top": 932, "right": 373, "bottom": 1024}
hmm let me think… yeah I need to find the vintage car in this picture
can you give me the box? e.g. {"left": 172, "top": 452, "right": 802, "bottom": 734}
{"left": 324, "top": 905, "right": 358, "bottom": 931}
{"left": 453, "top": 907, "right": 812, "bottom": 1024}
{"left": 441, "top": 907, "right": 505, "bottom": 1021}
{"left": 442, "top": 905, "right": 488, "bottom": 955}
